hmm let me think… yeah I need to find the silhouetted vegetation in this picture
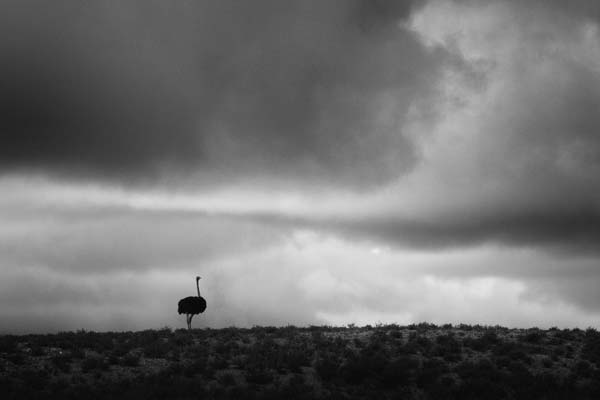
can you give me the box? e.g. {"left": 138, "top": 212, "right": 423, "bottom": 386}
{"left": 1, "top": 324, "right": 599, "bottom": 399}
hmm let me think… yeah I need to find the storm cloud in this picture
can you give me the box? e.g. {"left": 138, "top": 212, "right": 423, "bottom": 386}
{"left": 1, "top": 0, "right": 600, "bottom": 332}
{"left": 0, "top": 0, "right": 435, "bottom": 187}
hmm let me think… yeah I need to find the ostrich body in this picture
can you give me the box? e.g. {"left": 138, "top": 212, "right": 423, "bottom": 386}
{"left": 178, "top": 276, "right": 207, "bottom": 329}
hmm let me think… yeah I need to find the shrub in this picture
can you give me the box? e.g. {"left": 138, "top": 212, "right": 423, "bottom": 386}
{"left": 340, "top": 345, "right": 390, "bottom": 384}
{"left": 311, "top": 330, "right": 325, "bottom": 347}
{"left": 18, "top": 368, "right": 49, "bottom": 390}
{"left": 505, "top": 360, "right": 534, "bottom": 395}
{"left": 246, "top": 368, "right": 274, "bottom": 384}
{"left": 111, "top": 343, "right": 131, "bottom": 358}
{"left": 417, "top": 358, "right": 450, "bottom": 389}
{"left": 51, "top": 353, "right": 73, "bottom": 373}
{"left": 7, "top": 352, "right": 25, "bottom": 365}
{"left": 414, "top": 322, "right": 438, "bottom": 331}
{"left": 494, "top": 355, "right": 511, "bottom": 369}
{"left": 218, "top": 372, "right": 236, "bottom": 386}
{"left": 583, "top": 328, "right": 600, "bottom": 366}
{"left": 316, "top": 354, "right": 340, "bottom": 381}
{"left": 277, "top": 374, "right": 313, "bottom": 400}
{"left": 202, "top": 365, "right": 215, "bottom": 379}
{"left": 143, "top": 340, "right": 171, "bottom": 358}
{"left": 381, "top": 355, "right": 419, "bottom": 387}
{"left": 182, "top": 359, "right": 206, "bottom": 377}
{"left": 554, "top": 329, "right": 578, "bottom": 341}
{"left": 493, "top": 342, "right": 532, "bottom": 365}
{"left": 340, "top": 354, "right": 368, "bottom": 384}
{"left": 574, "top": 360, "right": 594, "bottom": 378}
{"left": 187, "top": 344, "right": 208, "bottom": 359}
{"left": 404, "top": 334, "right": 434, "bottom": 355}
{"left": 121, "top": 353, "right": 140, "bottom": 367}
{"left": 464, "top": 331, "right": 501, "bottom": 352}
{"left": 281, "top": 348, "right": 310, "bottom": 373}
{"left": 522, "top": 330, "right": 545, "bottom": 344}
{"left": 173, "top": 331, "right": 194, "bottom": 347}
{"left": 541, "top": 357, "right": 553, "bottom": 368}
{"left": 81, "top": 355, "right": 107, "bottom": 372}
{"left": 210, "top": 354, "right": 228, "bottom": 370}
{"left": 455, "top": 360, "right": 508, "bottom": 400}
{"left": 426, "top": 374, "right": 459, "bottom": 399}
{"left": 435, "top": 333, "right": 462, "bottom": 362}
{"left": 389, "top": 329, "right": 403, "bottom": 340}
{"left": 82, "top": 332, "right": 113, "bottom": 353}
{"left": 0, "top": 335, "right": 18, "bottom": 353}
{"left": 108, "top": 353, "right": 119, "bottom": 365}
{"left": 70, "top": 347, "right": 85, "bottom": 359}
{"left": 30, "top": 345, "right": 44, "bottom": 356}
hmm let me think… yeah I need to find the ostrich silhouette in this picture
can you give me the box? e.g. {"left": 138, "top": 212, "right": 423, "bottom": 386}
{"left": 178, "top": 276, "right": 207, "bottom": 329}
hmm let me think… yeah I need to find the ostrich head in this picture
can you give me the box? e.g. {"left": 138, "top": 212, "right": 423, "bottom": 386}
{"left": 196, "top": 276, "right": 201, "bottom": 281}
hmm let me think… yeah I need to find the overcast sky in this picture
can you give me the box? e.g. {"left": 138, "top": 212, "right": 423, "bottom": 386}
{"left": 1, "top": 0, "right": 600, "bottom": 333}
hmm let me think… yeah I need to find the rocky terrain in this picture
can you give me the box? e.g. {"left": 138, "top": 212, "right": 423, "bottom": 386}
{"left": 1, "top": 323, "right": 600, "bottom": 399}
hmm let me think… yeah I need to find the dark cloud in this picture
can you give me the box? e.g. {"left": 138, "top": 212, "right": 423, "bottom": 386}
{"left": 343, "top": 209, "right": 600, "bottom": 252}
{"left": 223, "top": 203, "right": 600, "bottom": 255}
{"left": 2, "top": 0, "right": 600, "bottom": 332}
{"left": 370, "top": 0, "right": 600, "bottom": 253}
{"left": 0, "top": 0, "right": 435, "bottom": 187}
{"left": 2, "top": 0, "right": 599, "bottom": 257}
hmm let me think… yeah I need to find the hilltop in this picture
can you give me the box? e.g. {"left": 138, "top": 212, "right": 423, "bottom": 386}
{"left": 1, "top": 324, "right": 600, "bottom": 399}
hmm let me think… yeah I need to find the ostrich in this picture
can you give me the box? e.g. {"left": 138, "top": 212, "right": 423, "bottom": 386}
{"left": 178, "top": 276, "right": 207, "bottom": 329}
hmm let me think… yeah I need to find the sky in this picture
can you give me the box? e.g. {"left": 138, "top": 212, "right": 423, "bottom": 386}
{"left": 1, "top": 0, "right": 600, "bottom": 333}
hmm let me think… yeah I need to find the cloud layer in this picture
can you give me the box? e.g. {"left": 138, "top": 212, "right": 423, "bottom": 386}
{"left": 2, "top": 0, "right": 600, "bottom": 332}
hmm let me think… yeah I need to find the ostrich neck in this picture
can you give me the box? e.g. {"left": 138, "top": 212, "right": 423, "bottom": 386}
{"left": 196, "top": 281, "right": 201, "bottom": 297}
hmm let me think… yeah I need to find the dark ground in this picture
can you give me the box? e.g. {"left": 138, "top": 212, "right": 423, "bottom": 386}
{"left": 1, "top": 323, "right": 600, "bottom": 399}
